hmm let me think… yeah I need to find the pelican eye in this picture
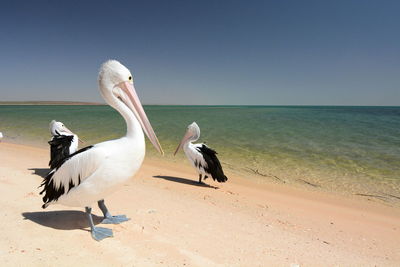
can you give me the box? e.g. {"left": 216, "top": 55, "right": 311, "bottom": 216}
{"left": 128, "top": 76, "right": 132, "bottom": 81}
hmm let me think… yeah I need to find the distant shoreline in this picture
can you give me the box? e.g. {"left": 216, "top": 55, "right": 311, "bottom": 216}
{"left": 0, "top": 102, "right": 398, "bottom": 107}
{"left": 0, "top": 101, "right": 104, "bottom": 105}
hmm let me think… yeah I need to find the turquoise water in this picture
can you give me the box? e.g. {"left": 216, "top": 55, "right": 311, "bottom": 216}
{"left": 1, "top": 105, "right": 399, "bottom": 198}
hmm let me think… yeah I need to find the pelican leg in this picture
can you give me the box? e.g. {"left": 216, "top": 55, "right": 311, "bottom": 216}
{"left": 198, "top": 174, "right": 202, "bottom": 184}
{"left": 98, "top": 199, "right": 130, "bottom": 224}
{"left": 86, "top": 207, "right": 113, "bottom": 241}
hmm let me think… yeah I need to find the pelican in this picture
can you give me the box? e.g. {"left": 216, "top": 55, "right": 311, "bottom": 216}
{"left": 40, "top": 60, "right": 163, "bottom": 241}
{"left": 0, "top": 132, "right": 3, "bottom": 140}
{"left": 174, "top": 122, "right": 228, "bottom": 184}
{"left": 48, "top": 120, "right": 80, "bottom": 169}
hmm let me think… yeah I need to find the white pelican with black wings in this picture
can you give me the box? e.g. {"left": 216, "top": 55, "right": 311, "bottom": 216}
{"left": 39, "top": 60, "right": 163, "bottom": 241}
{"left": 174, "top": 122, "right": 228, "bottom": 184}
{"left": 48, "top": 120, "right": 80, "bottom": 169}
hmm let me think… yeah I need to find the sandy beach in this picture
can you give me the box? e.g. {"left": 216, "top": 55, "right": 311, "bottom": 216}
{"left": 0, "top": 141, "right": 399, "bottom": 266}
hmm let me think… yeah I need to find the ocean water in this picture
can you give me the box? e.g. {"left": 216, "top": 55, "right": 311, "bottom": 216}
{"left": 1, "top": 105, "right": 399, "bottom": 199}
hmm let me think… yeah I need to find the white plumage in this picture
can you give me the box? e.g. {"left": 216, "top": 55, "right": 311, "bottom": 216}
{"left": 40, "top": 60, "right": 163, "bottom": 241}
{"left": 46, "top": 137, "right": 144, "bottom": 207}
{"left": 174, "top": 122, "right": 228, "bottom": 184}
{"left": 48, "top": 120, "right": 80, "bottom": 169}
{"left": 183, "top": 143, "right": 208, "bottom": 175}
{"left": 50, "top": 120, "right": 79, "bottom": 154}
{"left": 49, "top": 120, "right": 79, "bottom": 154}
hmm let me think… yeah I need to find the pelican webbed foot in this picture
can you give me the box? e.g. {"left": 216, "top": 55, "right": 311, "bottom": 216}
{"left": 101, "top": 214, "right": 130, "bottom": 224}
{"left": 91, "top": 226, "right": 113, "bottom": 241}
{"left": 85, "top": 206, "right": 113, "bottom": 241}
{"left": 98, "top": 199, "right": 130, "bottom": 224}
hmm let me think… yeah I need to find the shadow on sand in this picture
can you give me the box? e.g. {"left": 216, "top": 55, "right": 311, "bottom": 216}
{"left": 22, "top": 210, "right": 102, "bottom": 231}
{"left": 28, "top": 168, "right": 50, "bottom": 178}
{"left": 153, "top": 175, "right": 219, "bottom": 189}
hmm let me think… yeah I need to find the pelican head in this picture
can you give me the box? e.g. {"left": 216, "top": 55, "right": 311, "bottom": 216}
{"left": 50, "top": 120, "right": 83, "bottom": 143}
{"left": 174, "top": 122, "right": 200, "bottom": 155}
{"left": 50, "top": 120, "right": 74, "bottom": 136}
{"left": 98, "top": 60, "right": 163, "bottom": 155}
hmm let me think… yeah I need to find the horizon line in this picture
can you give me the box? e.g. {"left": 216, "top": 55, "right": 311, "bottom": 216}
{"left": 0, "top": 101, "right": 399, "bottom": 107}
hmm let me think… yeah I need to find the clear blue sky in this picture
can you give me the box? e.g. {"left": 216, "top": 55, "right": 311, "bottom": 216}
{"left": 0, "top": 0, "right": 399, "bottom": 105}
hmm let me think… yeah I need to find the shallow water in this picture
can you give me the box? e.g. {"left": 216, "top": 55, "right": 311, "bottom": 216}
{"left": 1, "top": 105, "right": 399, "bottom": 197}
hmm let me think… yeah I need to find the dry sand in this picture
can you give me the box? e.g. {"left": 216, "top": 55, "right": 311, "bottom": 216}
{"left": 0, "top": 142, "right": 399, "bottom": 266}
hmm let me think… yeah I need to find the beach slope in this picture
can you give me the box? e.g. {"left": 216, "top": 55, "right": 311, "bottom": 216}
{"left": 0, "top": 142, "right": 399, "bottom": 266}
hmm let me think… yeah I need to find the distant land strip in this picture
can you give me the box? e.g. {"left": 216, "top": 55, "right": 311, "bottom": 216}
{"left": 0, "top": 101, "right": 104, "bottom": 105}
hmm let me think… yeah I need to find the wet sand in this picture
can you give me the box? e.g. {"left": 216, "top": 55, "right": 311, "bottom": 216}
{"left": 0, "top": 142, "right": 399, "bottom": 266}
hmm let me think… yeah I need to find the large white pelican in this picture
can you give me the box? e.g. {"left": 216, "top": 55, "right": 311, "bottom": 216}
{"left": 48, "top": 120, "right": 80, "bottom": 169}
{"left": 174, "top": 122, "right": 228, "bottom": 184}
{"left": 40, "top": 60, "right": 163, "bottom": 241}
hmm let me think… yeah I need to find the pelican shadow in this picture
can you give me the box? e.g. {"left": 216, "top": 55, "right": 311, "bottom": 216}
{"left": 153, "top": 175, "right": 219, "bottom": 189}
{"left": 28, "top": 168, "right": 50, "bottom": 178}
{"left": 22, "top": 210, "right": 102, "bottom": 231}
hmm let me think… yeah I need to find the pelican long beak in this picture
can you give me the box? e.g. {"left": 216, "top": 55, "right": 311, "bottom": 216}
{"left": 63, "top": 126, "right": 84, "bottom": 143}
{"left": 62, "top": 126, "right": 74, "bottom": 136}
{"left": 174, "top": 130, "right": 192, "bottom": 156}
{"left": 118, "top": 81, "right": 164, "bottom": 155}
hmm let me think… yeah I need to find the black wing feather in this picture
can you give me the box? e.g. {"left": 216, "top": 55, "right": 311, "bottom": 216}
{"left": 197, "top": 144, "right": 228, "bottom": 183}
{"left": 48, "top": 135, "right": 74, "bottom": 169}
{"left": 40, "top": 145, "right": 93, "bottom": 208}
